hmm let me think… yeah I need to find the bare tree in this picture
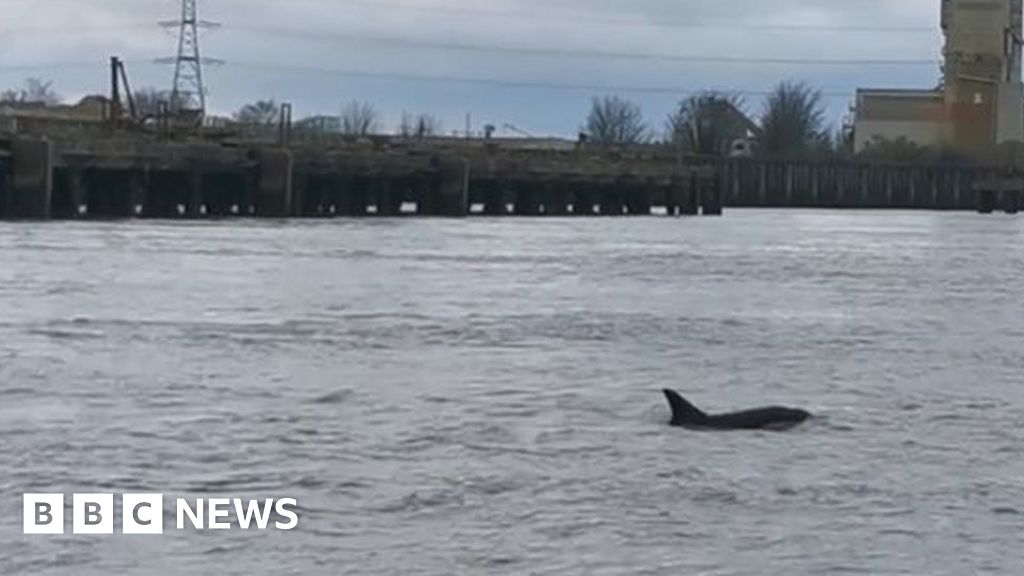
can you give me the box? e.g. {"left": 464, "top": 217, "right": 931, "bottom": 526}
{"left": 234, "top": 99, "right": 281, "bottom": 126}
{"left": 584, "top": 96, "right": 649, "bottom": 146}
{"left": 666, "top": 92, "right": 750, "bottom": 156}
{"left": 0, "top": 78, "right": 62, "bottom": 106}
{"left": 399, "top": 112, "right": 441, "bottom": 139}
{"left": 756, "top": 81, "right": 826, "bottom": 157}
{"left": 341, "top": 100, "right": 380, "bottom": 136}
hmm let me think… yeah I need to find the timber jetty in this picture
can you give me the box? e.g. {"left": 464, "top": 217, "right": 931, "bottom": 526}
{"left": 0, "top": 133, "right": 1020, "bottom": 220}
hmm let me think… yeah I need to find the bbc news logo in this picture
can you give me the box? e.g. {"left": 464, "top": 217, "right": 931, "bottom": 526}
{"left": 23, "top": 494, "right": 298, "bottom": 535}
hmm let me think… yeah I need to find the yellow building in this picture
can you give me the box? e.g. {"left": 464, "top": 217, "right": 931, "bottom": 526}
{"left": 854, "top": 89, "right": 949, "bottom": 152}
{"left": 855, "top": 0, "right": 1024, "bottom": 156}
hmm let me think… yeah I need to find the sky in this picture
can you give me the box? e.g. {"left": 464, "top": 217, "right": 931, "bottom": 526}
{"left": 0, "top": 0, "right": 945, "bottom": 138}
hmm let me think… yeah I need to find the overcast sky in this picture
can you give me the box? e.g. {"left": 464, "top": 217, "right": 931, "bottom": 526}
{"left": 0, "top": 0, "right": 943, "bottom": 137}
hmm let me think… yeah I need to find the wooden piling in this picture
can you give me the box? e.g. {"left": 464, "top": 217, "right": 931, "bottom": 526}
{"left": 10, "top": 138, "right": 53, "bottom": 219}
{"left": 68, "top": 168, "right": 87, "bottom": 218}
{"left": 255, "top": 148, "right": 293, "bottom": 217}
{"left": 438, "top": 160, "right": 469, "bottom": 217}
{"left": 0, "top": 159, "right": 10, "bottom": 218}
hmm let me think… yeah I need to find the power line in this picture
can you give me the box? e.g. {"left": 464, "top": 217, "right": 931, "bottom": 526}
{"left": 0, "top": 58, "right": 864, "bottom": 99}
{"left": 0, "top": 24, "right": 152, "bottom": 34}
{"left": 0, "top": 21, "right": 941, "bottom": 67}
{"left": 295, "top": 0, "right": 940, "bottom": 33}
{"left": 224, "top": 60, "right": 862, "bottom": 99}
{"left": 155, "top": 23, "right": 945, "bottom": 67}
{"left": 0, "top": 22, "right": 940, "bottom": 38}
{"left": 0, "top": 62, "right": 99, "bottom": 71}
{"left": 0, "top": 0, "right": 937, "bottom": 35}
{"left": 0, "top": 1, "right": 941, "bottom": 69}
{"left": 0, "top": 30, "right": 940, "bottom": 69}
{"left": 0, "top": 0, "right": 939, "bottom": 33}
{"left": 223, "top": 26, "right": 940, "bottom": 67}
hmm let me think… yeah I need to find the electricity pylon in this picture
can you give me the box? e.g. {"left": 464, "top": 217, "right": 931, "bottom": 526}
{"left": 158, "top": 0, "right": 220, "bottom": 118}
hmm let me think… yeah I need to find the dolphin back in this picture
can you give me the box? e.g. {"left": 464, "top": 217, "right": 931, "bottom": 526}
{"left": 663, "top": 389, "right": 707, "bottom": 426}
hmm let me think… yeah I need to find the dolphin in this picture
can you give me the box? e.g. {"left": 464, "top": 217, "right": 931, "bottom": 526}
{"left": 662, "top": 389, "right": 811, "bottom": 431}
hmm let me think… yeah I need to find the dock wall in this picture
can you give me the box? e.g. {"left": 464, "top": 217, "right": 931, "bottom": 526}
{"left": 0, "top": 135, "right": 1019, "bottom": 219}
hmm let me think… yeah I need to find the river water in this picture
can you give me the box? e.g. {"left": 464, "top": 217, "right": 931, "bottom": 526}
{"left": 0, "top": 211, "right": 1022, "bottom": 575}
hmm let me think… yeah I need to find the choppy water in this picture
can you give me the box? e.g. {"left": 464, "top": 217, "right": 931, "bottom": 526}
{"left": 1, "top": 211, "right": 1023, "bottom": 575}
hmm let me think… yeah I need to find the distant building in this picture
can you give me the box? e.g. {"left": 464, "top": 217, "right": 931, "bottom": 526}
{"left": 854, "top": 89, "right": 949, "bottom": 151}
{"left": 700, "top": 99, "right": 759, "bottom": 157}
{"left": 943, "top": 0, "right": 1024, "bottom": 150}
{"left": 294, "top": 115, "right": 342, "bottom": 134}
{"left": 491, "top": 137, "right": 578, "bottom": 152}
{"left": 855, "top": 0, "right": 1024, "bottom": 156}
{"left": 661, "top": 97, "right": 758, "bottom": 157}
{"left": 0, "top": 96, "right": 110, "bottom": 135}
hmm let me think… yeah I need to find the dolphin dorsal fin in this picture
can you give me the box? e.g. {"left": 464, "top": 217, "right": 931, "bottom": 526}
{"left": 663, "top": 389, "right": 708, "bottom": 425}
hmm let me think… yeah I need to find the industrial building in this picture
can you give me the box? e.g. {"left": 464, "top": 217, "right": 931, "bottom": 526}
{"left": 855, "top": 0, "right": 1024, "bottom": 156}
